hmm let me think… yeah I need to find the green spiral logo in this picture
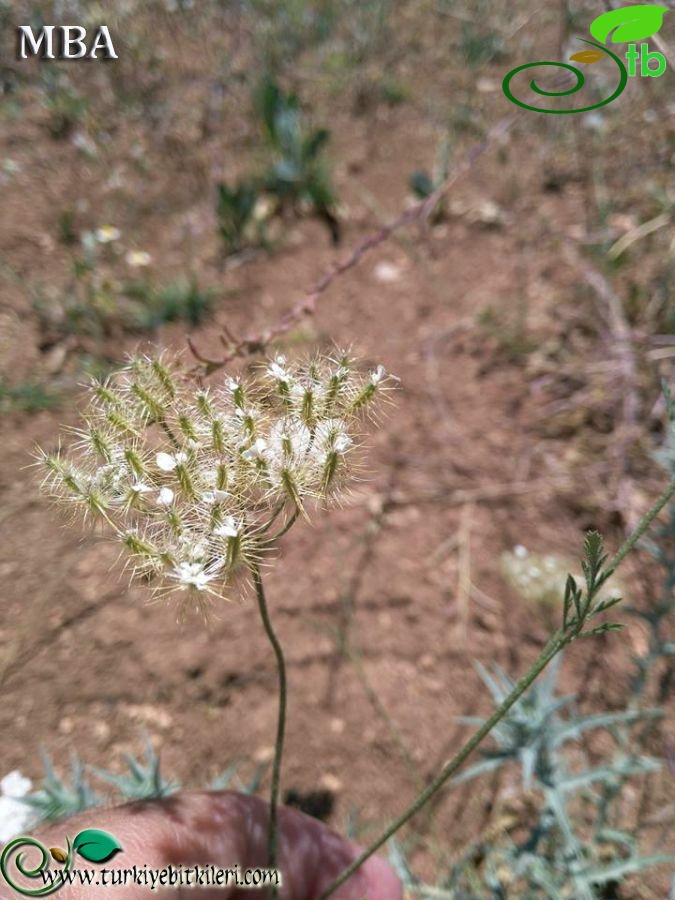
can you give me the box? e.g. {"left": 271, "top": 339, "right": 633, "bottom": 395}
{"left": 0, "top": 836, "right": 73, "bottom": 896}
{"left": 502, "top": 39, "right": 628, "bottom": 114}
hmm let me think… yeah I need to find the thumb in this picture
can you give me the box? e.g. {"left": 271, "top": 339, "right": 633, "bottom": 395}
{"left": 11, "top": 790, "right": 402, "bottom": 900}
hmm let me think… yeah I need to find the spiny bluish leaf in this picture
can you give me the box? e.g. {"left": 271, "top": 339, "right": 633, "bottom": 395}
{"left": 663, "top": 378, "right": 674, "bottom": 423}
{"left": 451, "top": 756, "right": 505, "bottom": 785}
{"left": 556, "top": 757, "right": 660, "bottom": 792}
{"left": 583, "top": 853, "right": 675, "bottom": 883}
{"left": 387, "top": 839, "right": 419, "bottom": 885}
{"left": 589, "top": 6, "right": 668, "bottom": 44}
{"left": 473, "top": 662, "right": 506, "bottom": 705}
{"left": 596, "top": 827, "right": 637, "bottom": 850}
{"left": 241, "top": 761, "right": 269, "bottom": 795}
{"left": 91, "top": 739, "right": 178, "bottom": 801}
{"left": 551, "top": 708, "right": 661, "bottom": 747}
{"left": 210, "top": 761, "right": 241, "bottom": 791}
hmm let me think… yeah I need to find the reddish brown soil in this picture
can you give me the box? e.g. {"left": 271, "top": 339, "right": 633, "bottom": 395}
{"left": 0, "top": 2, "right": 673, "bottom": 895}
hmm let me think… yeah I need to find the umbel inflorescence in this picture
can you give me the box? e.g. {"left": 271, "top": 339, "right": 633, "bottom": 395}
{"left": 38, "top": 352, "right": 393, "bottom": 613}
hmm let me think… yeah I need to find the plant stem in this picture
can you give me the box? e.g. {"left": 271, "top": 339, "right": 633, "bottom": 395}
{"left": 267, "top": 508, "right": 300, "bottom": 543}
{"left": 604, "top": 477, "right": 675, "bottom": 577}
{"left": 318, "top": 477, "right": 675, "bottom": 899}
{"left": 251, "top": 563, "right": 286, "bottom": 897}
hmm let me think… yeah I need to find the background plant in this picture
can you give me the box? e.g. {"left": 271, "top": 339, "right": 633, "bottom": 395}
{"left": 380, "top": 398, "right": 675, "bottom": 899}
{"left": 255, "top": 78, "right": 341, "bottom": 245}
{"left": 386, "top": 656, "right": 670, "bottom": 898}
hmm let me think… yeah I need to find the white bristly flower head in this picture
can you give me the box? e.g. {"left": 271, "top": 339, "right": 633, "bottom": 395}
{"left": 37, "top": 351, "right": 395, "bottom": 616}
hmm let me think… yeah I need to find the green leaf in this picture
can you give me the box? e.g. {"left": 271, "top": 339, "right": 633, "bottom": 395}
{"left": 564, "top": 573, "right": 582, "bottom": 622}
{"left": 302, "top": 128, "right": 330, "bottom": 163}
{"left": 409, "top": 170, "right": 435, "bottom": 199}
{"left": 73, "top": 829, "right": 122, "bottom": 863}
{"left": 581, "top": 622, "right": 624, "bottom": 637}
{"left": 589, "top": 6, "right": 668, "bottom": 44}
{"left": 591, "top": 594, "right": 622, "bottom": 616}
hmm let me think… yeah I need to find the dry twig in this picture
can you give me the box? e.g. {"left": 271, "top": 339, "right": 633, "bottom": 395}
{"left": 188, "top": 114, "right": 518, "bottom": 375}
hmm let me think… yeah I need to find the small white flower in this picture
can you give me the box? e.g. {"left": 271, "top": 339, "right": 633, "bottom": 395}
{"left": 334, "top": 433, "right": 352, "bottom": 453}
{"left": 268, "top": 421, "right": 312, "bottom": 461}
{"left": 171, "top": 562, "right": 215, "bottom": 591}
{"left": 157, "top": 487, "right": 175, "bottom": 506}
{"left": 314, "top": 420, "right": 351, "bottom": 455}
{"left": 156, "top": 452, "right": 177, "bottom": 471}
{"left": 202, "top": 489, "right": 230, "bottom": 504}
{"left": 156, "top": 451, "right": 187, "bottom": 471}
{"left": 514, "top": 545, "right": 528, "bottom": 559}
{"left": 177, "top": 534, "right": 208, "bottom": 562}
{"left": 370, "top": 365, "right": 386, "bottom": 385}
{"left": 95, "top": 225, "right": 121, "bottom": 244}
{"left": 0, "top": 796, "right": 35, "bottom": 842}
{"left": 129, "top": 480, "right": 152, "bottom": 495}
{"left": 125, "top": 250, "right": 152, "bottom": 268}
{"left": 0, "top": 771, "right": 34, "bottom": 843}
{"left": 214, "top": 516, "right": 240, "bottom": 539}
{"left": 242, "top": 438, "right": 268, "bottom": 462}
{"left": 267, "top": 355, "right": 290, "bottom": 382}
{"left": 234, "top": 405, "right": 260, "bottom": 423}
{"left": 1, "top": 771, "right": 31, "bottom": 799}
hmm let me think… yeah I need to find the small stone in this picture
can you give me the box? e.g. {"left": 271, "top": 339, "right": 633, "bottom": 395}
{"left": 254, "top": 746, "right": 275, "bottom": 764}
{"left": 93, "top": 721, "right": 111, "bottom": 742}
{"left": 320, "top": 773, "right": 342, "bottom": 793}
{"left": 373, "top": 262, "right": 402, "bottom": 283}
{"left": 123, "top": 704, "right": 172, "bottom": 730}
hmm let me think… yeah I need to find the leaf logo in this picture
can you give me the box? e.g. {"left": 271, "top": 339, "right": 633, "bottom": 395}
{"left": 72, "top": 829, "right": 123, "bottom": 863}
{"left": 589, "top": 5, "right": 668, "bottom": 44}
{"left": 569, "top": 49, "right": 606, "bottom": 64}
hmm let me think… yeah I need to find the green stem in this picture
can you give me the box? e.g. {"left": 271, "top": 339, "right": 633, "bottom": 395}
{"left": 158, "top": 417, "right": 181, "bottom": 450}
{"left": 258, "top": 502, "right": 286, "bottom": 535}
{"left": 605, "top": 477, "right": 675, "bottom": 577}
{"left": 318, "top": 477, "right": 675, "bottom": 899}
{"left": 251, "top": 563, "right": 286, "bottom": 897}
{"left": 266, "top": 508, "right": 300, "bottom": 543}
